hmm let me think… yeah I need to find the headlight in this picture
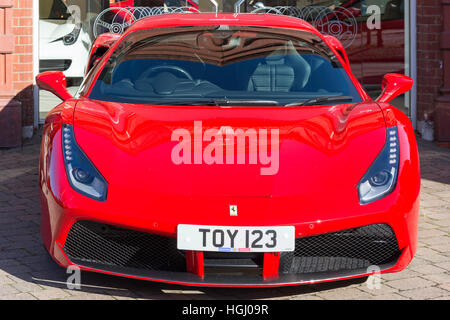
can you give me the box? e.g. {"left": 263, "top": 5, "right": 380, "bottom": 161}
{"left": 63, "top": 26, "right": 81, "bottom": 45}
{"left": 52, "top": 26, "right": 81, "bottom": 46}
{"left": 358, "top": 127, "right": 399, "bottom": 204}
{"left": 62, "top": 124, "right": 108, "bottom": 201}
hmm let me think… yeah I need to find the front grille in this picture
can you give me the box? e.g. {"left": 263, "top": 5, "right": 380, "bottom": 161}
{"left": 280, "top": 224, "right": 401, "bottom": 274}
{"left": 64, "top": 221, "right": 186, "bottom": 272}
{"left": 63, "top": 221, "right": 401, "bottom": 283}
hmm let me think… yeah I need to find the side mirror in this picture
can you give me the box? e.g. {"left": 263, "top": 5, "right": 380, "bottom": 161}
{"left": 323, "top": 35, "right": 350, "bottom": 67}
{"left": 376, "top": 73, "right": 413, "bottom": 103}
{"left": 36, "top": 71, "right": 73, "bottom": 101}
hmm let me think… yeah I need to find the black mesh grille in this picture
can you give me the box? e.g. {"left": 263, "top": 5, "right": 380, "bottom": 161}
{"left": 64, "top": 221, "right": 186, "bottom": 272}
{"left": 280, "top": 224, "right": 401, "bottom": 274}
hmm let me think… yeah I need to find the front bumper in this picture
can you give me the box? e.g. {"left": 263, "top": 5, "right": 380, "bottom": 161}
{"left": 53, "top": 220, "right": 404, "bottom": 287}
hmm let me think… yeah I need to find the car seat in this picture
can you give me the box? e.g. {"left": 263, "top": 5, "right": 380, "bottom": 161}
{"left": 247, "top": 41, "right": 311, "bottom": 92}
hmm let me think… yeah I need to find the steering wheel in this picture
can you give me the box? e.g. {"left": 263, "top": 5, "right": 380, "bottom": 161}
{"left": 139, "top": 65, "right": 194, "bottom": 81}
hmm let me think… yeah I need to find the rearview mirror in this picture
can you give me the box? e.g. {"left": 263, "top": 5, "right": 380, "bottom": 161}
{"left": 36, "top": 71, "right": 73, "bottom": 101}
{"left": 376, "top": 74, "right": 413, "bottom": 103}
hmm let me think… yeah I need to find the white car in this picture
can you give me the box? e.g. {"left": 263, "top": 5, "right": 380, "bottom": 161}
{"left": 39, "top": 0, "right": 92, "bottom": 82}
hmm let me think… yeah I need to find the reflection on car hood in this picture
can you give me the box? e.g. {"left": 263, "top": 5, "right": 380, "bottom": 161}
{"left": 73, "top": 99, "right": 387, "bottom": 201}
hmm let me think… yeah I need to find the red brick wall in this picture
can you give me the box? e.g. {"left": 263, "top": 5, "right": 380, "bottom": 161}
{"left": 416, "top": 0, "right": 444, "bottom": 121}
{"left": 12, "top": 0, "right": 34, "bottom": 127}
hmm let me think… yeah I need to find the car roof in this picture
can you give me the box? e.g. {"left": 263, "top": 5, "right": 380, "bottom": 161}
{"left": 125, "top": 13, "right": 321, "bottom": 37}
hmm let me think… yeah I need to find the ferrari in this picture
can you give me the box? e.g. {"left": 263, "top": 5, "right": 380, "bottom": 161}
{"left": 37, "top": 12, "right": 420, "bottom": 287}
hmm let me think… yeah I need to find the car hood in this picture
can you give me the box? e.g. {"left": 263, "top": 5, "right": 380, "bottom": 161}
{"left": 70, "top": 99, "right": 386, "bottom": 226}
{"left": 39, "top": 20, "right": 74, "bottom": 42}
{"left": 72, "top": 99, "right": 387, "bottom": 224}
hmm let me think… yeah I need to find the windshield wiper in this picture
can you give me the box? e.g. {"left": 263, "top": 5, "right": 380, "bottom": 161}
{"left": 153, "top": 99, "right": 218, "bottom": 106}
{"left": 154, "top": 99, "right": 279, "bottom": 106}
{"left": 285, "top": 96, "right": 354, "bottom": 107}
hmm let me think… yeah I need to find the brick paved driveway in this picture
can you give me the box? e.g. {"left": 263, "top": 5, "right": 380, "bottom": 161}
{"left": 0, "top": 131, "right": 449, "bottom": 300}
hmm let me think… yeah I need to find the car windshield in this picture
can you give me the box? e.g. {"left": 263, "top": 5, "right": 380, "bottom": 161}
{"left": 88, "top": 25, "right": 363, "bottom": 106}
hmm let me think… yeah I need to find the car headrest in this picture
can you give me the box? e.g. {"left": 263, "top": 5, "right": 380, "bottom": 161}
{"left": 265, "top": 54, "right": 286, "bottom": 65}
{"left": 264, "top": 41, "right": 312, "bottom": 88}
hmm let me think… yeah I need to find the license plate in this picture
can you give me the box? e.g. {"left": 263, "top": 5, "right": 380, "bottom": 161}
{"left": 177, "top": 225, "right": 295, "bottom": 252}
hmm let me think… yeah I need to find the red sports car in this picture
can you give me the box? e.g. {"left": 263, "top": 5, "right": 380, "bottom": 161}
{"left": 37, "top": 12, "right": 419, "bottom": 287}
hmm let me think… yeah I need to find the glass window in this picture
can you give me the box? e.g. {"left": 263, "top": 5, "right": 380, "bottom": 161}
{"left": 38, "top": 1, "right": 410, "bottom": 119}
{"left": 88, "top": 26, "right": 362, "bottom": 106}
{"left": 39, "top": 0, "right": 110, "bottom": 119}
{"left": 238, "top": 0, "right": 408, "bottom": 115}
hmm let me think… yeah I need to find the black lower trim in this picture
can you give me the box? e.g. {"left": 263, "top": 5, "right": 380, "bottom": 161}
{"left": 39, "top": 59, "right": 72, "bottom": 72}
{"left": 71, "top": 258, "right": 399, "bottom": 286}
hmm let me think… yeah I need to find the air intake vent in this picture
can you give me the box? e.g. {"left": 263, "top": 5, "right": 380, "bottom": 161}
{"left": 280, "top": 224, "right": 401, "bottom": 274}
{"left": 64, "top": 221, "right": 186, "bottom": 272}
